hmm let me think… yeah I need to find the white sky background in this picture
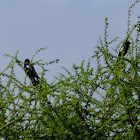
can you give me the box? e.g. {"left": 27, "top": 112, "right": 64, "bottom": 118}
{"left": 0, "top": 0, "right": 139, "bottom": 83}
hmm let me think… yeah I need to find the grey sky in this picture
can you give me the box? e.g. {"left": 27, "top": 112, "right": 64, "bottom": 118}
{"left": 0, "top": 0, "right": 139, "bottom": 82}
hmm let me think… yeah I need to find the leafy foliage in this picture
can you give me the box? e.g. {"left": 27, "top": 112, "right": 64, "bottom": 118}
{"left": 0, "top": 1, "right": 140, "bottom": 139}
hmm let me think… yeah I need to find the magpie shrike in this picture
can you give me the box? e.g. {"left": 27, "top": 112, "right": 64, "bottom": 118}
{"left": 24, "top": 59, "right": 40, "bottom": 86}
{"left": 117, "top": 40, "right": 131, "bottom": 62}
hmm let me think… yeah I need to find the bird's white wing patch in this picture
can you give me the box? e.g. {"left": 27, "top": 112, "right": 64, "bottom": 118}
{"left": 34, "top": 77, "right": 37, "bottom": 80}
{"left": 26, "top": 65, "right": 29, "bottom": 68}
{"left": 34, "top": 77, "right": 39, "bottom": 81}
{"left": 120, "top": 47, "right": 123, "bottom": 52}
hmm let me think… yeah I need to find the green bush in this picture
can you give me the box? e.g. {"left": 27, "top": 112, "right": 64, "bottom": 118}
{"left": 0, "top": 1, "right": 140, "bottom": 139}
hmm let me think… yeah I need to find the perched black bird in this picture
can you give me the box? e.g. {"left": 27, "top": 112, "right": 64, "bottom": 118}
{"left": 116, "top": 40, "right": 131, "bottom": 62}
{"left": 118, "top": 40, "right": 131, "bottom": 58}
{"left": 24, "top": 59, "right": 40, "bottom": 86}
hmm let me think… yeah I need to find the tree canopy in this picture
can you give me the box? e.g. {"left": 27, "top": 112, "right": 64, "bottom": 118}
{"left": 0, "top": 1, "right": 140, "bottom": 139}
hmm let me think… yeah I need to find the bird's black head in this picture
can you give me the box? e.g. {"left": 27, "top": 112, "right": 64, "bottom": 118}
{"left": 125, "top": 40, "right": 131, "bottom": 46}
{"left": 24, "top": 59, "right": 30, "bottom": 64}
{"left": 126, "top": 41, "right": 131, "bottom": 44}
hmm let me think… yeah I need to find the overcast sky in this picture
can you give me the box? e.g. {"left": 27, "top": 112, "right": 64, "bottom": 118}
{"left": 0, "top": 0, "right": 139, "bottom": 83}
